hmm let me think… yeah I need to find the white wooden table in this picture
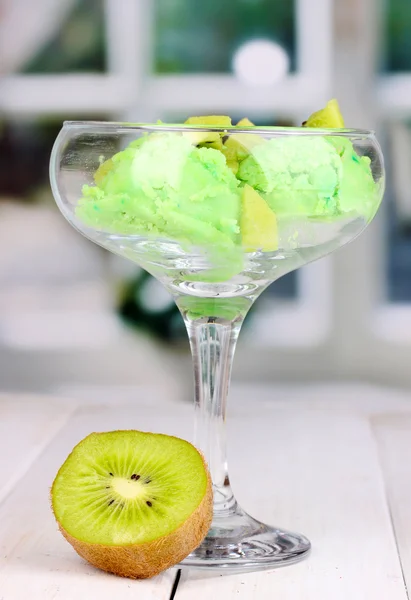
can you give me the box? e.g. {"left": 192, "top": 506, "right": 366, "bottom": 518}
{"left": 1, "top": 383, "right": 411, "bottom": 599}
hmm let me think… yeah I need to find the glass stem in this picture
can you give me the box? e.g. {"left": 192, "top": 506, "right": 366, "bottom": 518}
{"left": 184, "top": 316, "right": 243, "bottom": 518}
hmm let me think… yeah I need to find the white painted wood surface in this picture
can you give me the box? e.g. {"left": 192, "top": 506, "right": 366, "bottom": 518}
{"left": 178, "top": 410, "right": 408, "bottom": 600}
{"left": 1, "top": 386, "right": 411, "bottom": 599}
{"left": 0, "top": 394, "right": 76, "bottom": 504}
{"left": 372, "top": 413, "right": 411, "bottom": 593}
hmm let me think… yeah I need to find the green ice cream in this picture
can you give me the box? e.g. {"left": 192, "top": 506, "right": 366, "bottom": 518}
{"left": 237, "top": 135, "right": 379, "bottom": 222}
{"left": 76, "top": 122, "right": 380, "bottom": 256}
{"left": 329, "top": 136, "right": 378, "bottom": 217}
{"left": 237, "top": 136, "right": 342, "bottom": 218}
{"left": 78, "top": 133, "right": 241, "bottom": 249}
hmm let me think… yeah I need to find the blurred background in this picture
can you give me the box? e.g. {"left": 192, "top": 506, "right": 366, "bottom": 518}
{"left": 0, "top": 0, "right": 411, "bottom": 398}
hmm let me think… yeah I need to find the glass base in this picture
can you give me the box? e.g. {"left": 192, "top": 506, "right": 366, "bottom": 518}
{"left": 180, "top": 505, "right": 311, "bottom": 572}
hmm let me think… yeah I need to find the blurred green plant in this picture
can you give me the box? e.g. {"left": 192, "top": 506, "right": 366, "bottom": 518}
{"left": 22, "top": 0, "right": 106, "bottom": 74}
{"left": 118, "top": 270, "right": 186, "bottom": 343}
{"left": 384, "top": 0, "right": 411, "bottom": 71}
{"left": 154, "top": 0, "right": 295, "bottom": 74}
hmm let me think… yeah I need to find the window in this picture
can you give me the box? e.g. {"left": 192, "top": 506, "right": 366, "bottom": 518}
{"left": 3, "top": 0, "right": 106, "bottom": 75}
{"left": 154, "top": 0, "right": 296, "bottom": 74}
{"left": 385, "top": 121, "right": 411, "bottom": 303}
{"left": 373, "top": 0, "right": 411, "bottom": 354}
{"left": 383, "top": 0, "right": 411, "bottom": 72}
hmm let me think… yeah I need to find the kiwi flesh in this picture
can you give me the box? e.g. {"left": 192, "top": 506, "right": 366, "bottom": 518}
{"left": 183, "top": 115, "right": 232, "bottom": 149}
{"left": 51, "top": 430, "right": 212, "bottom": 579}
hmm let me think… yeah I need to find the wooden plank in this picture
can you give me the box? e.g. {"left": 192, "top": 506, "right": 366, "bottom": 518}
{"left": 372, "top": 413, "right": 411, "bottom": 593}
{"left": 229, "top": 383, "right": 411, "bottom": 416}
{"left": 0, "top": 394, "right": 77, "bottom": 503}
{"left": 176, "top": 410, "right": 407, "bottom": 599}
{"left": 51, "top": 382, "right": 411, "bottom": 419}
{"left": 0, "top": 402, "right": 188, "bottom": 600}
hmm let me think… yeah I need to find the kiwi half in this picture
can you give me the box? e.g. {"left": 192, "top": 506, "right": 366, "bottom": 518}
{"left": 51, "top": 430, "right": 212, "bottom": 579}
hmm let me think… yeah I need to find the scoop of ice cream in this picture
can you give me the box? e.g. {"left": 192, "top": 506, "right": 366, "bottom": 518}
{"left": 237, "top": 136, "right": 343, "bottom": 218}
{"left": 77, "top": 133, "right": 241, "bottom": 248}
{"left": 329, "top": 137, "right": 380, "bottom": 221}
{"left": 237, "top": 135, "right": 379, "bottom": 221}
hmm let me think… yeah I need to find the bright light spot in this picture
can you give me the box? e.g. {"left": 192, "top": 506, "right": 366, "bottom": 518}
{"left": 139, "top": 277, "right": 174, "bottom": 313}
{"left": 233, "top": 39, "right": 289, "bottom": 87}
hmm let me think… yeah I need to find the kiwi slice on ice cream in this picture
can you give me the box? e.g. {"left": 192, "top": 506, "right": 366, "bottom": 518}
{"left": 303, "top": 99, "right": 345, "bottom": 128}
{"left": 223, "top": 117, "right": 265, "bottom": 166}
{"left": 241, "top": 184, "right": 278, "bottom": 252}
{"left": 51, "top": 430, "right": 212, "bottom": 579}
{"left": 183, "top": 115, "right": 232, "bottom": 149}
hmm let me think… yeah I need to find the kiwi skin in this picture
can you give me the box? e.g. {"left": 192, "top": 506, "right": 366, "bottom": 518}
{"left": 51, "top": 433, "right": 213, "bottom": 579}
